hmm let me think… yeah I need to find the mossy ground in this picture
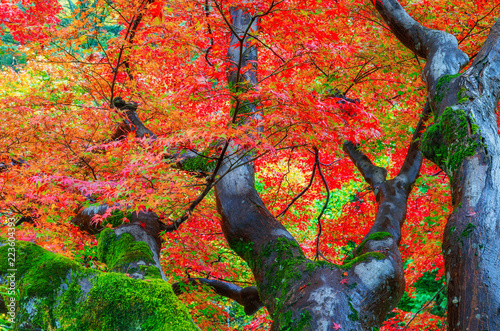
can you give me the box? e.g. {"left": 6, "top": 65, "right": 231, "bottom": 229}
{"left": 0, "top": 240, "right": 196, "bottom": 330}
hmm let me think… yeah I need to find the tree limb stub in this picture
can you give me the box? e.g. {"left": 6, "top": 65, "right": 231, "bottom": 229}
{"left": 111, "top": 97, "right": 156, "bottom": 140}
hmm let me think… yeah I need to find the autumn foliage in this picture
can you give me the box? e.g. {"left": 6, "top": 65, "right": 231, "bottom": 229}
{"left": 1, "top": 0, "right": 499, "bottom": 329}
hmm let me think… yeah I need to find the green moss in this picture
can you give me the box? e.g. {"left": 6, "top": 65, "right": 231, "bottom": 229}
{"left": 339, "top": 252, "right": 386, "bottom": 270}
{"left": 255, "top": 238, "right": 310, "bottom": 325}
{"left": 457, "top": 88, "right": 469, "bottom": 104}
{"left": 280, "top": 310, "right": 312, "bottom": 331}
{"left": 421, "top": 107, "right": 481, "bottom": 175}
{"left": 348, "top": 299, "right": 359, "bottom": 321}
{"left": 97, "top": 228, "right": 156, "bottom": 274}
{"left": 138, "top": 265, "right": 162, "bottom": 280}
{"left": 56, "top": 274, "right": 195, "bottom": 330}
{"left": 461, "top": 223, "right": 476, "bottom": 238}
{"left": 0, "top": 241, "right": 196, "bottom": 330}
{"left": 181, "top": 153, "right": 214, "bottom": 173}
{"left": 353, "top": 232, "right": 393, "bottom": 256}
{"left": 434, "top": 73, "right": 461, "bottom": 107}
{"left": 0, "top": 240, "right": 79, "bottom": 326}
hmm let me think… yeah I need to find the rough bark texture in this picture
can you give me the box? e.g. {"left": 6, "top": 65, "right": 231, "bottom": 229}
{"left": 213, "top": 3, "right": 426, "bottom": 329}
{"left": 373, "top": 0, "right": 500, "bottom": 329}
{"left": 111, "top": 96, "right": 156, "bottom": 140}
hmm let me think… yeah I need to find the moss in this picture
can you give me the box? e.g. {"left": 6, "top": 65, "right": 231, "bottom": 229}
{"left": 338, "top": 252, "right": 386, "bottom": 270}
{"left": 348, "top": 299, "right": 359, "bottom": 321}
{"left": 434, "top": 73, "right": 461, "bottom": 107}
{"left": 353, "top": 232, "right": 393, "bottom": 256}
{"left": 461, "top": 223, "right": 476, "bottom": 238}
{"left": 0, "top": 241, "right": 197, "bottom": 330}
{"left": 181, "top": 153, "right": 214, "bottom": 173}
{"left": 138, "top": 265, "right": 162, "bottom": 280}
{"left": 97, "top": 228, "right": 155, "bottom": 273}
{"left": 255, "top": 238, "right": 309, "bottom": 325}
{"left": 280, "top": 310, "right": 312, "bottom": 331}
{"left": 421, "top": 107, "right": 481, "bottom": 175}
{"left": 0, "top": 240, "right": 79, "bottom": 327}
{"left": 457, "top": 88, "right": 470, "bottom": 104}
{"left": 257, "top": 237, "right": 388, "bottom": 329}
{"left": 55, "top": 274, "right": 195, "bottom": 330}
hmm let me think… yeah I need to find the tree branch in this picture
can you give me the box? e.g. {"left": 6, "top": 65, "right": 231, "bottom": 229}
{"left": 172, "top": 278, "right": 264, "bottom": 315}
{"left": 373, "top": 0, "right": 469, "bottom": 89}
{"left": 343, "top": 141, "right": 387, "bottom": 189}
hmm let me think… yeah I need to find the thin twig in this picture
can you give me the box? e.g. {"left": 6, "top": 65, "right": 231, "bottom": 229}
{"left": 314, "top": 147, "right": 330, "bottom": 261}
{"left": 276, "top": 156, "right": 317, "bottom": 218}
{"left": 403, "top": 284, "right": 446, "bottom": 330}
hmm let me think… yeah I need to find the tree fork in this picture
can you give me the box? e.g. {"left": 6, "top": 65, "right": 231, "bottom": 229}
{"left": 371, "top": 0, "right": 500, "bottom": 328}
{"left": 214, "top": 0, "right": 429, "bottom": 328}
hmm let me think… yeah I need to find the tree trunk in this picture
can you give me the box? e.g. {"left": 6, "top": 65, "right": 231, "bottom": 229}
{"left": 372, "top": 0, "right": 500, "bottom": 329}
{"left": 0, "top": 216, "right": 197, "bottom": 330}
{"left": 213, "top": 2, "right": 427, "bottom": 329}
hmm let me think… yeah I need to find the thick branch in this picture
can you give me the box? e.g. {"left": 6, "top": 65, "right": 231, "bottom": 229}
{"left": 172, "top": 278, "right": 264, "bottom": 315}
{"left": 343, "top": 141, "right": 387, "bottom": 189}
{"left": 397, "top": 102, "right": 430, "bottom": 182}
{"left": 346, "top": 106, "right": 428, "bottom": 245}
{"left": 373, "top": 0, "right": 469, "bottom": 89}
{"left": 111, "top": 97, "right": 156, "bottom": 140}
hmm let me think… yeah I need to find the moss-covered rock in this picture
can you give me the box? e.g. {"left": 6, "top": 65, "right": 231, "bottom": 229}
{"left": 0, "top": 241, "right": 197, "bottom": 330}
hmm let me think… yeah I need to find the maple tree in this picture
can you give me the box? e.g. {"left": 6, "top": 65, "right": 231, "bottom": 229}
{"left": 0, "top": 0, "right": 499, "bottom": 329}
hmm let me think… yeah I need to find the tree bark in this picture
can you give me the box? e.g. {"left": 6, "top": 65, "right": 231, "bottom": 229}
{"left": 372, "top": 0, "right": 500, "bottom": 329}
{"left": 3, "top": 1, "right": 499, "bottom": 330}
{"left": 213, "top": 2, "right": 427, "bottom": 329}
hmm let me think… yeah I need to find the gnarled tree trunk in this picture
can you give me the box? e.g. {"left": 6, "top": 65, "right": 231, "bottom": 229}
{"left": 3, "top": 1, "right": 500, "bottom": 330}
{"left": 371, "top": 0, "right": 500, "bottom": 329}
{"left": 213, "top": 2, "right": 427, "bottom": 329}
